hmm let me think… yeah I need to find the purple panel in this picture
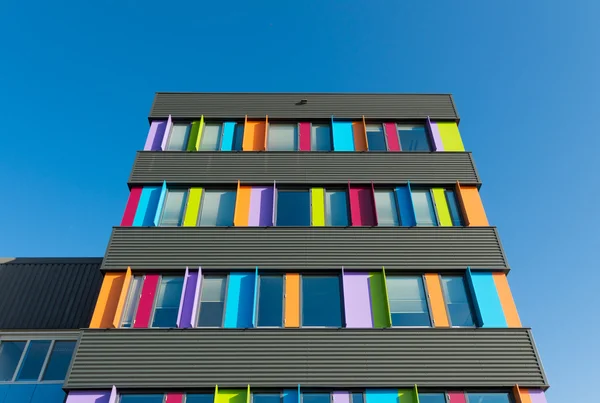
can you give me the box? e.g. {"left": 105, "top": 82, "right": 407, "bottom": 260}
{"left": 108, "top": 386, "right": 117, "bottom": 403}
{"left": 160, "top": 115, "right": 173, "bottom": 151}
{"left": 178, "top": 268, "right": 199, "bottom": 328}
{"left": 144, "top": 120, "right": 167, "bottom": 151}
{"left": 332, "top": 392, "right": 350, "bottom": 403}
{"left": 528, "top": 390, "right": 548, "bottom": 403}
{"left": 343, "top": 272, "right": 373, "bottom": 328}
{"left": 427, "top": 117, "right": 444, "bottom": 151}
{"left": 272, "top": 180, "right": 277, "bottom": 226}
{"left": 190, "top": 267, "right": 203, "bottom": 327}
{"left": 66, "top": 391, "right": 111, "bottom": 403}
{"left": 249, "top": 187, "right": 275, "bottom": 226}
{"left": 177, "top": 267, "right": 189, "bottom": 327}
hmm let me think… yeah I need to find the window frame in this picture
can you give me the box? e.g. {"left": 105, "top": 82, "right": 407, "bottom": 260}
{"left": 274, "top": 187, "right": 312, "bottom": 227}
{"left": 365, "top": 123, "right": 388, "bottom": 151}
{"left": 323, "top": 187, "right": 350, "bottom": 227}
{"left": 167, "top": 122, "right": 192, "bottom": 151}
{"left": 396, "top": 122, "right": 432, "bottom": 152}
{"left": 444, "top": 188, "right": 464, "bottom": 226}
{"left": 158, "top": 188, "right": 189, "bottom": 227}
{"left": 255, "top": 273, "right": 286, "bottom": 328}
{"left": 119, "top": 394, "right": 166, "bottom": 403}
{"left": 411, "top": 187, "right": 440, "bottom": 226}
{"left": 148, "top": 273, "right": 186, "bottom": 329}
{"left": 267, "top": 122, "right": 300, "bottom": 151}
{"left": 310, "top": 122, "right": 333, "bottom": 152}
{"left": 416, "top": 393, "right": 449, "bottom": 403}
{"left": 299, "top": 273, "right": 344, "bottom": 328}
{"left": 439, "top": 274, "right": 477, "bottom": 328}
{"left": 373, "top": 188, "right": 401, "bottom": 226}
{"left": 195, "top": 273, "right": 230, "bottom": 328}
{"left": 386, "top": 273, "right": 434, "bottom": 328}
{"left": 199, "top": 122, "right": 225, "bottom": 151}
{"left": 196, "top": 188, "right": 237, "bottom": 227}
{"left": 349, "top": 391, "right": 366, "bottom": 403}
{"left": 251, "top": 391, "right": 284, "bottom": 403}
{"left": 464, "top": 391, "right": 514, "bottom": 403}
{"left": 119, "top": 274, "right": 144, "bottom": 328}
{"left": 232, "top": 121, "right": 245, "bottom": 151}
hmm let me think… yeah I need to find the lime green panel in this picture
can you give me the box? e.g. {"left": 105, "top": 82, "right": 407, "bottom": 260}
{"left": 311, "top": 188, "right": 325, "bottom": 226}
{"left": 382, "top": 266, "right": 392, "bottom": 327}
{"left": 246, "top": 385, "right": 250, "bottom": 403}
{"left": 398, "top": 389, "right": 417, "bottom": 403}
{"left": 183, "top": 188, "right": 203, "bottom": 226}
{"left": 432, "top": 188, "right": 452, "bottom": 227}
{"left": 437, "top": 122, "right": 465, "bottom": 151}
{"left": 216, "top": 389, "right": 247, "bottom": 403}
{"left": 187, "top": 121, "right": 201, "bottom": 151}
{"left": 369, "top": 271, "right": 390, "bottom": 328}
{"left": 195, "top": 115, "right": 205, "bottom": 151}
{"left": 413, "top": 385, "right": 420, "bottom": 403}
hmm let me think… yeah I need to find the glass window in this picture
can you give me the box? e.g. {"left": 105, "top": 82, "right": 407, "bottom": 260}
{"left": 232, "top": 123, "right": 244, "bottom": 151}
{"left": 41, "top": 341, "right": 76, "bottom": 381}
{"left": 301, "top": 276, "right": 342, "bottom": 327}
{"left": 268, "top": 124, "right": 298, "bottom": 151}
{"left": 441, "top": 276, "right": 475, "bottom": 327}
{"left": 257, "top": 275, "right": 284, "bottom": 327}
{"left": 465, "top": 393, "right": 511, "bottom": 403}
{"left": 311, "top": 124, "right": 332, "bottom": 151}
{"left": 120, "top": 395, "right": 164, "bottom": 403}
{"left": 366, "top": 124, "right": 387, "bottom": 151}
{"left": 276, "top": 190, "right": 310, "bottom": 226}
{"left": 412, "top": 189, "right": 438, "bottom": 226}
{"left": 160, "top": 190, "right": 187, "bottom": 227}
{"left": 151, "top": 276, "right": 184, "bottom": 328}
{"left": 167, "top": 123, "right": 191, "bottom": 151}
{"left": 200, "top": 123, "right": 223, "bottom": 151}
{"left": 16, "top": 340, "right": 51, "bottom": 381}
{"left": 121, "top": 275, "right": 143, "bottom": 328}
{"left": 254, "top": 394, "right": 282, "bottom": 403}
{"left": 325, "top": 190, "right": 349, "bottom": 226}
{"left": 187, "top": 394, "right": 215, "bottom": 403}
{"left": 0, "top": 341, "right": 26, "bottom": 381}
{"left": 374, "top": 190, "right": 400, "bottom": 226}
{"left": 351, "top": 393, "right": 364, "bottom": 403}
{"left": 199, "top": 190, "right": 236, "bottom": 226}
{"left": 387, "top": 276, "right": 431, "bottom": 327}
{"left": 303, "top": 394, "right": 330, "bottom": 403}
{"left": 445, "top": 190, "right": 463, "bottom": 226}
{"left": 398, "top": 124, "right": 431, "bottom": 152}
{"left": 197, "top": 275, "right": 227, "bottom": 327}
{"left": 418, "top": 394, "right": 447, "bottom": 403}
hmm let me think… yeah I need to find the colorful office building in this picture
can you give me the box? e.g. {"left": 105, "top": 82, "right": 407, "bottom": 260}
{"left": 0, "top": 93, "right": 549, "bottom": 403}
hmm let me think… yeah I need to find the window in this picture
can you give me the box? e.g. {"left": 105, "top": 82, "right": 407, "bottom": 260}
{"left": 311, "top": 123, "right": 332, "bottom": 151}
{"left": 445, "top": 190, "right": 463, "bottom": 226}
{"left": 120, "top": 395, "right": 164, "bottom": 403}
{"left": 276, "top": 190, "right": 310, "bottom": 226}
{"left": 398, "top": 124, "right": 431, "bottom": 152}
{"left": 151, "top": 276, "right": 184, "bottom": 328}
{"left": 350, "top": 393, "right": 364, "bottom": 403}
{"left": 257, "top": 275, "right": 284, "bottom": 327}
{"left": 159, "top": 189, "right": 188, "bottom": 226}
{"left": 441, "top": 276, "right": 475, "bottom": 326}
{"left": 268, "top": 124, "right": 298, "bottom": 151}
{"left": 412, "top": 189, "right": 438, "bottom": 226}
{"left": 187, "top": 394, "right": 216, "bottom": 403}
{"left": 325, "top": 190, "right": 349, "bottom": 226}
{"left": 465, "top": 393, "right": 511, "bottom": 403}
{"left": 374, "top": 190, "right": 400, "bottom": 226}
{"left": 167, "top": 123, "right": 191, "bottom": 151}
{"left": 120, "top": 275, "right": 143, "bottom": 328}
{"left": 197, "top": 275, "right": 227, "bottom": 327}
{"left": 16, "top": 340, "right": 51, "bottom": 381}
{"left": 302, "top": 394, "right": 331, "bottom": 403}
{"left": 200, "top": 123, "right": 223, "bottom": 151}
{"left": 301, "top": 275, "right": 342, "bottom": 327}
{"left": 366, "top": 124, "right": 387, "bottom": 151}
{"left": 418, "top": 395, "right": 447, "bottom": 403}
{"left": 0, "top": 341, "right": 26, "bottom": 381}
{"left": 198, "top": 190, "right": 237, "bottom": 226}
{"left": 387, "top": 276, "right": 431, "bottom": 327}
{"left": 232, "top": 123, "right": 244, "bottom": 151}
{"left": 41, "top": 341, "right": 77, "bottom": 381}
{"left": 253, "top": 393, "right": 282, "bottom": 403}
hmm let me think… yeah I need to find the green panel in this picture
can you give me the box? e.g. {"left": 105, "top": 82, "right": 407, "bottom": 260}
{"left": 398, "top": 389, "right": 418, "bottom": 403}
{"left": 195, "top": 115, "right": 205, "bottom": 151}
{"left": 431, "top": 188, "right": 452, "bottom": 226}
{"left": 382, "top": 266, "right": 392, "bottom": 327}
{"left": 311, "top": 188, "right": 325, "bottom": 226}
{"left": 413, "top": 385, "right": 420, "bottom": 403}
{"left": 183, "top": 188, "right": 203, "bottom": 226}
{"left": 369, "top": 271, "right": 390, "bottom": 328}
{"left": 187, "top": 120, "right": 201, "bottom": 151}
{"left": 216, "top": 389, "right": 247, "bottom": 403}
{"left": 246, "top": 385, "right": 250, "bottom": 403}
{"left": 437, "top": 122, "right": 465, "bottom": 151}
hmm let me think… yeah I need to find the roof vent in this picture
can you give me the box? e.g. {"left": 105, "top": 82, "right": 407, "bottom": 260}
{"left": 296, "top": 99, "right": 308, "bottom": 105}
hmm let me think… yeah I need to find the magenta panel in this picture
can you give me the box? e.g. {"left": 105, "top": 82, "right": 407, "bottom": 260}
{"left": 120, "top": 187, "right": 142, "bottom": 226}
{"left": 299, "top": 122, "right": 311, "bottom": 151}
{"left": 427, "top": 117, "right": 444, "bottom": 151}
{"left": 144, "top": 120, "right": 167, "bottom": 151}
{"left": 249, "top": 186, "right": 274, "bottom": 226}
{"left": 343, "top": 272, "right": 373, "bottom": 328}
{"left": 332, "top": 392, "right": 350, "bottom": 403}
{"left": 166, "top": 393, "right": 184, "bottom": 403}
{"left": 384, "top": 122, "right": 401, "bottom": 151}
{"left": 528, "top": 390, "right": 548, "bottom": 403}
{"left": 446, "top": 392, "right": 466, "bottom": 403}
{"left": 133, "top": 274, "right": 159, "bottom": 328}
{"left": 349, "top": 186, "right": 377, "bottom": 226}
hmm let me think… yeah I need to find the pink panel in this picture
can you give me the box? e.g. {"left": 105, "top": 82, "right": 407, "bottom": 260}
{"left": 384, "top": 122, "right": 401, "bottom": 151}
{"left": 447, "top": 392, "right": 466, "bottom": 403}
{"left": 133, "top": 274, "right": 160, "bottom": 328}
{"left": 166, "top": 393, "right": 184, "bottom": 403}
{"left": 120, "top": 187, "right": 142, "bottom": 226}
{"left": 299, "top": 122, "right": 311, "bottom": 151}
{"left": 349, "top": 186, "right": 377, "bottom": 226}
{"left": 528, "top": 390, "right": 548, "bottom": 403}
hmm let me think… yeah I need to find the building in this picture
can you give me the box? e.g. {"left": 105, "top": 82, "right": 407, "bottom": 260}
{"left": 0, "top": 93, "right": 549, "bottom": 403}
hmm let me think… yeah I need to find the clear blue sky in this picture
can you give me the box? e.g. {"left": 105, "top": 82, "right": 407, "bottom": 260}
{"left": 1, "top": 0, "right": 597, "bottom": 401}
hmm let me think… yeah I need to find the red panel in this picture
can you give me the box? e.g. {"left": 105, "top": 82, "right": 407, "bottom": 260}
{"left": 133, "top": 274, "right": 159, "bottom": 328}
{"left": 120, "top": 187, "right": 142, "bottom": 226}
{"left": 384, "top": 122, "right": 401, "bottom": 151}
{"left": 166, "top": 393, "right": 184, "bottom": 403}
{"left": 299, "top": 122, "right": 311, "bottom": 151}
{"left": 349, "top": 186, "right": 377, "bottom": 226}
{"left": 447, "top": 392, "right": 466, "bottom": 403}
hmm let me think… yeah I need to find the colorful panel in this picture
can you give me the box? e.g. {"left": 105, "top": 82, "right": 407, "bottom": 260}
{"left": 395, "top": 185, "right": 417, "bottom": 226}
{"left": 221, "top": 122, "right": 236, "bottom": 151}
{"left": 333, "top": 392, "right": 350, "bottom": 403}
{"left": 353, "top": 121, "right": 368, "bottom": 151}
{"left": 113, "top": 267, "right": 133, "bottom": 328}
{"left": 215, "top": 389, "right": 247, "bottom": 403}
{"left": 249, "top": 186, "right": 274, "bottom": 226}
{"left": 384, "top": 122, "right": 401, "bottom": 151}
{"left": 437, "top": 122, "right": 465, "bottom": 151}
{"left": 369, "top": 271, "right": 390, "bottom": 328}
{"left": 527, "top": 390, "right": 548, "bottom": 403}
{"left": 133, "top": 186, "right": 161, "bottom": 226}
{"left": 432, "top": 188, "right": 452, "bottom": 226}
{"left": 332, "top": 120, "right": 355, "bottom": 151}
{"left": 65, "top": 390, "right": 111, "bottom": 403}
{"left": 457, "top": 184, "right": 489, "bottom": 226}
{"left": 343, "top": 272, "right": 373, "bottom": 328}
{"left": 183, "top": 188, "right": 203, "bottom": 226}
{"left": 90, "top": 272, "right": 126, "bottom": 328}
{"left": 190, "top": 267, "right": 203, "bottom": 327}
{"left": 283, "top": 389, "right": 299, "bottom": 403}
{"left": 178, "top": 268, "right": 199, "bottom": 328}
{"left": 31, "top": 384, "right": 66, "bottom": 403}
{"left": 153, "top": 181, "right": 168, "bottom": 227}
{"left": 195, "top": 116, "right": 205, "bottom": 151}
{"left": 166, "top": 393, "right": 184, "bottom": 403}
{"left": 513, "top": 386, "right": 532, "bottom": 403}
{"left": 252, "top": 267, "right": 259, "bottom": 327}
{"left": 234, "top": 183, "right": 251, "bottom": 226}
{"left": 446, "top": 392, "right": 466, "bottom": 403}
{"left": 311, "top": 188, "right": 325, "bottom": 226}
{"left": 398, "top": 389, "right": 418, "bottom": 403}
{"left": 242, "top": 120, "right": 266, "bottom": 151}
{"left": 349, "top": 186, "right": 377, "bottom": 226}
{"left": 144, "top": 120, "right": 167, "bottom": 151}
{"left": 121, "top": 187, "right": 142, "bottom": 226}
{"left": 160, "top": 115, "right": 173, "bottom": 151}
{"left": 366, "top": 389, "right": 398, "bottom": 403}
{"left": 467, "top": 270, "right": 507, "bottom": 327}
{"left": 426, "top": 118, "right": 444, "bottom": 151}
{"left": 224, "top": 272, "right": 255, "bottom": 328}
{"left": 424, "top": 273, "right": 450, "bottom": 327}
{"left": 284, "top": 273, "right": 300, "bottom": 327}
{"left": 493, "top": 273, "right": 522, "bottom": 327}
{"left": 134, "top": 274, "right": 160, "bottom": 328}
{"left": 299, "top": 122, "right": 311, "bottom": 151}
{"left": 187, "top": 120, "right": 202, "bottom": 151}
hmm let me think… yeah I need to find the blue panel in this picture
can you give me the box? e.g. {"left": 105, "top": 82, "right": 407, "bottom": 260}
{"left": 31, "top": 384, "right": 66, "bottom": 403}
{"left": 252, "top": 267, "right": 259, "bottom": 328}
{"left": 283, "top": 389, "right": 298, "bottom": 403}
{"left": 467, "top": 269, "right": 507, "bottom": 327}
{"left": 4, "top": 384, "right": 36, "bottom": 403}
{"left": 223, "top": 272, "right": 255, "bottom": 328}
{"left": 365, "top": 390, "right": 398, "bottom": 403}
{"left": 332, "top": 120, "right": 355, "bottom": 151}
{"left": 0, "top": 384, "right": 9, "bottom": 403}
{"left": 153, "top": 181, "right": 168, "bottom": 227}
{"left": 133, "top": 187, "right": 161, "bottom": 227}
{"left": 395, "top": 186, "right": 416, "bottom": 227}
{"left": 221, "top": 122, "right": 236, "bottom": 151}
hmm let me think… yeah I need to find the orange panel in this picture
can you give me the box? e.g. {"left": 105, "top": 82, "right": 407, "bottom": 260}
{"left": 513, "top": 385, "right": 532, "bottom": 403}
{"left": 264, "top": 115, "right": 269, "bottom": 150}
{"left": 242, "top": 119, "right": 266, "bottom": 151}
{"left": 457, "top": 183, "right": 489, "bottom": 226}
{"left": 353, "top": 121, "right": 367, "bottom": 151}
{"left": 89, "top": 272, "right": 125, "bottom": 328}
{"left": 234, "top": 181, "right": 251, "bottom": 226}
{"left": 493, "top": 273, "right": 522, "bottom": 327}
{"left": 112, "top": 267, "right": 133, "bottom": 328}
{"left": 424, "top": 273, "right": 450, "bottom": 327}
{"left": 284, "top": 273, "right": 300, "bottom": 327}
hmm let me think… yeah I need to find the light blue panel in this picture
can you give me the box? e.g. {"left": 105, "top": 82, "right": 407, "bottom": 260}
{"left": 283, "top": 389, "right": 298, "bottom": 403}
{"left": 133, "top": 187, "right": 161, "bottom": 226}
{"left": 251, "top": 267, "right": 259, "bottom": 328}
{"left": 332, "top": 119, "right": 355, "bottom": 151}
{"left": 395, "top": 185, "right": 416, "bottom": 227}
{"left": 220, "top": 122, "right": 236, "bottom": 151}
{"left": 224, "top": 272, "right": 255, "bottom": 328}
{"left": 31, "top": 384, "right": 66, "bottom": 403}
{"left": 467, "top": 269, "right": 507, "bottom": 327}
{"left": 365, "top": 389, "right": 398, "bottom": 403}
{"left": 4, "top": 384, "right": 36, "bottom": 403}
{"left": 0, "top": 385, "right": 8, "bottom": 403}
{"left": 153, "top": 181, "right": 168, "bottom": 226}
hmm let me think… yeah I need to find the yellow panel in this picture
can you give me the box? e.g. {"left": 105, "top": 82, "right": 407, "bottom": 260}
{"left": 216, "top": 389, "right": 247, "bottom": 403}
{"left": 311, "top": 188, "right": 325, "bottom": 226}
{"left": 437, "top": 122, "right": 465, "bottom": 151}
{"left": 183, "top": 188, "right": 203, "bottom": 226}
{"left": 195, "top": 116, "right": 205, "bottom": 151}
{"left": 432, "top": 188, "right": 452, "bottom": 226}
{"left": 89, "top": 272, "right": 125, "bottom": 328}
{"left": 112, "top": 267, "right": 132, "bottom": 328}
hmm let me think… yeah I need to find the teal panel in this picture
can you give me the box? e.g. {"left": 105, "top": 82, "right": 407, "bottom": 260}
{"left": 467, "top": 269, "right": 507, "bottom": 327}
{"left": 153, "top": 181, "right": 168, "bottom": 227}
{"left": 283, "top": 389, "right": 298, "bottom": 403}
{"left": 366, "top": 389, "right": 398, "bottom": 403}
{"left": 31, "top": 384, "right": 66, "bottom": 403}
{"left": 395, "top": 185, "right": 416, "bottom": 226}
{"left": 4, "top": 384, "right": 36, "bottom": 403}
{"left": 221, "top": 122, "right": 236, "bottom": 151}
{"left": 0, "top": 385, "right": 8, "bottom": 403}
{"left": 332, "top": 119, "right": 355, "bottom": 151}
{"left": 133, "top": 187, "right": 161, "bottom": 227}
{"left": 224, "top": 272, "right": 255, "bottom": 328}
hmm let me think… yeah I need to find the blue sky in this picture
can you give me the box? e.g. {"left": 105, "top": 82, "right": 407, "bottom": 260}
{"left": 1, "top": 0, "right": 597, "bottom": 401}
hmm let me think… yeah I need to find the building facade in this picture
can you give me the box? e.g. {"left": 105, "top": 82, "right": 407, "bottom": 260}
{"left": 0, "top": 93, "right": 549, "bottom": 403}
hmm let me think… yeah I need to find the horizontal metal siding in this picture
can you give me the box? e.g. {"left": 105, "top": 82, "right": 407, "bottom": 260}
{"left": 65, "top": 329, "right": 546, "bottom": 389}
{"left": 149, "top": 93, "right": 459, "bottom": 120}
{"left": 129, "top": 152, "right": 480, "bottom": 186}
{"left": 101, "top": 227, "right": 508, "bottom": 271}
